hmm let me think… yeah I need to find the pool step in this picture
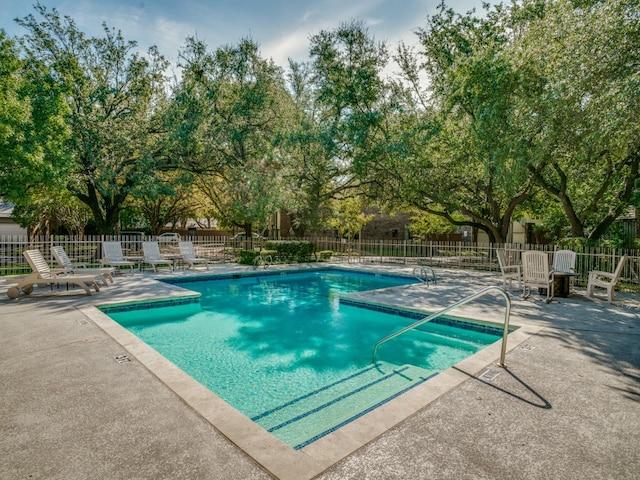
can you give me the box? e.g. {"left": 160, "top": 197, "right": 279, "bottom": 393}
{"left": 374, "top": 327, "right": 492, "bottom": 369}
{"left": 393, "top": 327, "right": 483, "bottom": 353}
{"left": 252, "top": 361, "right": 436, "bottom": 449}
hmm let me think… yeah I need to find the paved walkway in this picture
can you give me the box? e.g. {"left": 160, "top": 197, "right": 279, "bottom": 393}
{"left": 1, "top": 263, "right": 639, "bottom": 479}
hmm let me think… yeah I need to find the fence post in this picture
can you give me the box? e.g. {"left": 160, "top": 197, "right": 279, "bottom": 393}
{"left": 403, "top": 240, "right": 407, "bottom": 265}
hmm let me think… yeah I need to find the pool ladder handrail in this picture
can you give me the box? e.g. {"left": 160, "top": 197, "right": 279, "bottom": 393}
{"left": 252, "top": 254, "right": 273, "bottom": 270}
{"left": 371, "top": 286, "right": 512, "bottom": 367}
{"left": 413, "top": 266, "right": 437, "bottom": 285}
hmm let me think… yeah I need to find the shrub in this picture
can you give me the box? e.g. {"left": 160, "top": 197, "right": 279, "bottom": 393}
{"left": 265, "top": 240, "right": 315, "bottom": 262}
{"left": 237, "top": 249, "right": 261, "bottom": 265}
{"left": 317, "top": 250, "right": 333, "bottom": 261}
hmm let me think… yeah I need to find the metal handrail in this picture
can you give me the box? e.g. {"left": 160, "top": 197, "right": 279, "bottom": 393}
{"left": 371, "top": 286, "right": 512, "bottom": 367}
{"left": 412, "top": 266, "right": 437, "bottom": 285}
{"left": 251, "top": 254, "right": 273, "bottom": 270}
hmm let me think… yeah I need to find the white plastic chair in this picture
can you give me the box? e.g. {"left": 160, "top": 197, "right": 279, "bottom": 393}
{"left": 522, "top": 250, "right": 554, "bottom": 303}
{"left": 553, "top": 250, "right": 576, "bottom": 273}
{"left": 142, "top": 241, "right": 174, "bottom": 273}
{"left": 552, "top": 249, "right": 577, "bottom": 292}
{"left": 51, "top": 245, "right": 115, "bottom": 283}
{"left": 497, "top": 249, "right": 521, "bottom": 291}
{"left": 179, "top": 241, "right": 210, "bottom": 270}
{"left": 587, "top": 256, "right": 626, "bottom": 303}
{"left": 102, "top": 242, "right": 135, "bottom": 275}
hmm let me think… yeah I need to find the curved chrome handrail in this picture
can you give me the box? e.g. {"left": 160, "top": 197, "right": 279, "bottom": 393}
{"left": 412, "top": 266, "right": 437, "bottom": 285}
{"left": 371, "top": 286, "right": 512, "bottom": 367}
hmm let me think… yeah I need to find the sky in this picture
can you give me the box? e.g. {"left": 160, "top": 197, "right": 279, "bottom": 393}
{"left": 2, "top": 0, "right": 494, "bottom": 71}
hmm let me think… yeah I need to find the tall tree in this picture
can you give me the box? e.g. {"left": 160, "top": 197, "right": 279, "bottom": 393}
{"left": 0, "top": 29, "right": 70, "bottom": 205}
{"left": 125, "top": 170, "right": 198, "bottom": 235}
{"left": 15, "top": 5, "right": 170, "bottom": 233}
{"left": 515, "top": 0, "right": 640, "bottom": 241}
{"left": 298, "top": 21, "right": 394, "bottom": 232}
{"left": 170, "top": 37, "right": 290, "bottom": 236}
{"left": 390, "top": 4, "right": 537, "bottom": 243}
{"left": 279, "top": 60, "right": 357, "bottom": 236}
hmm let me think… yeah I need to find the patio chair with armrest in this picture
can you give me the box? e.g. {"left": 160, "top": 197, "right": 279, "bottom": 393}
{"left": 522, "top": 250, "right": 554, "bottom": 303}
{"left": 7, "top": 249, "right": 102, "bottom": 299}
{"left": 51, "top": 245, "right": 115, "bottom": 283}
{"left": 102, "top": 242, "right": 136, "bottom": 275}
{"left": 587, "top": 255, "right": 626, "bottom": 303}
{"left": 497, "top": 249, "right": 521, "bottom": 291}
{"left": 142, "top": 241, "right": 174, "bottom": 273}
{"left": 179, "top": 241, "right": 210, "bottom": 270}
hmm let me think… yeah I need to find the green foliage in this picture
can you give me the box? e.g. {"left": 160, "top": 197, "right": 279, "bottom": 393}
{"left": 264, "top": 240, "right": 316, "bottom": 262}
{"left": 11, "top": 189, "right": 91, "bottom": 235}
{"left": 171, "top": 37, "right": 291, "bottom": 235}
{"left": 128, "top": 170, "right": 198, "bottom": 235}
{"left": 14, "top": 5, "right": 170, "bottom": 233}
{"left": 292, "top": 21, "right": 391, "bottom": 230}
{"left": 237, "top": 249, "right": 261, "bottom": 265}
{"left": 389, "top": 3, "right": 537, "bottom": 243}
{"left": 328, "top": 197, "right": 373, "bottom": 240}
{"left": 279, "top": 61, "right": 351, "bottom": 236}
{"left": 1, "top": 1, "right": 638, "bottom": 246}
{"left": 512, "top": 0, "right": 640, "bottom": 241}
{"left": 409, "top": 209, "right": 462, "bottom": 238}
{"left": 0, "top": 30, "right": 71, "bottom": 204}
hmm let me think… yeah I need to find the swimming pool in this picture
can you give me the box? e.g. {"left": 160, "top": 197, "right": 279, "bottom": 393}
{"left": 103, "top": 269, "right": 502, "bottom": 449}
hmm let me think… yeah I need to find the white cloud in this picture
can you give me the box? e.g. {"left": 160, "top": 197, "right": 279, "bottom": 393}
{"left": 4, "top": 0, "right": 498, "bottom": 71}
{"left": 263, "top": 29, "right": 311, "bottom": 67}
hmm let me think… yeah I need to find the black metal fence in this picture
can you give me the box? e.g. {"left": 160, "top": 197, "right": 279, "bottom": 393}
{"left": 1, "top": 235, "right": 637, "bottom": 289}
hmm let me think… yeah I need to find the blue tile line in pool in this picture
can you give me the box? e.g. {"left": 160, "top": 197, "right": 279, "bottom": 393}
{"left": 251, "top": 363, "right": 382, "bottom": 421}
{"left": 339, "top": 298, "right": 507, "bottom": 337}
{"left": 98, "top": 295, "right": 200, "bottom": 314}
{"left": 267, "top": 365, "right": 414, "bottom": 433}
{"left": 293, "top": 371, "right": 437, "bottom": 450}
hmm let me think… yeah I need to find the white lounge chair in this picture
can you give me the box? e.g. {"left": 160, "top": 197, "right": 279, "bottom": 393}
{"left": 497, "top": 249, "right": 521, "bottom": 291}
{"left": 102, "top": 242, "right": 136, "bottom": 275}
{"left": 522, "top": 250, "right": 554, "bottom": 303}
{"left": 7, "top": 249, "right": 102, "bottom": 299}
{"left": 179, "top": 241, "right": 210, "bottom": 270}
{"left": 587, "top": 255, "right": 626, "bottom": 303}
{"left": 51, "top": 245, "right": 115, "bottom": 283}
{"left": 142, "top": 241, "right": 174, "bottom": 273}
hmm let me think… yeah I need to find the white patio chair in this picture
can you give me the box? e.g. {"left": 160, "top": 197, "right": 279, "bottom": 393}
{"left": 587, "top": 255, "right": 626, "bottom": 303}
{"left": 142, "top": 241, "right": 174, "bottom": 273}
{"left": 552, "top": 250, "right": 576, "bottom": 273}
{"left": 552, "top": 249, "right": 577, "bottom": 293}
{"left": 51, "top": 245, "right": 115, "bottom": 283}
{"left": 522, "top": 250, "right": 554, "bottom": 303}
{"left": 496, "top": 249, "right": 521, "bottom": 291}
{"left": 179, "top": 241, "right": 210, "bottom": 270}
{"left": 7, "top": 249, "right": 102, "bottom": 299}
{"left": 102, "top": 242, "right": 135, "bottom": 275}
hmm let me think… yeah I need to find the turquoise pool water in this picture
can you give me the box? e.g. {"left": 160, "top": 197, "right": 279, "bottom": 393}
{"left": 105, "top": 269, "right": 501, "bottom": 448}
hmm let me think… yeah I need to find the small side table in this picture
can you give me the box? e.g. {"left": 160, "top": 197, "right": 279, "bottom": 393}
{"left": 124, "top": 255, "right": 143, "bottom": 272}
{"left": 551, "top": 271, "right": 578, "bottom": 297}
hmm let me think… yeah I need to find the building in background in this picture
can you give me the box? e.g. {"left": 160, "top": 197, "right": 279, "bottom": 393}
{"left": 0, "top": 200, "right": 27, "bottom": 236}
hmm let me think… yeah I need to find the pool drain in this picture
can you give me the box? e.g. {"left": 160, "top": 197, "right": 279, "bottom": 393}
{"left": 114, "top": 354, "right": 132, "bottom": 364}
{"left": 480, "top": 368, "right": 501, "bottom": 381}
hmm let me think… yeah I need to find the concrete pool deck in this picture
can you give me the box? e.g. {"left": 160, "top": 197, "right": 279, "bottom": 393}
{"left": 1, "top": 262, "right": 639, "bottom": 479}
